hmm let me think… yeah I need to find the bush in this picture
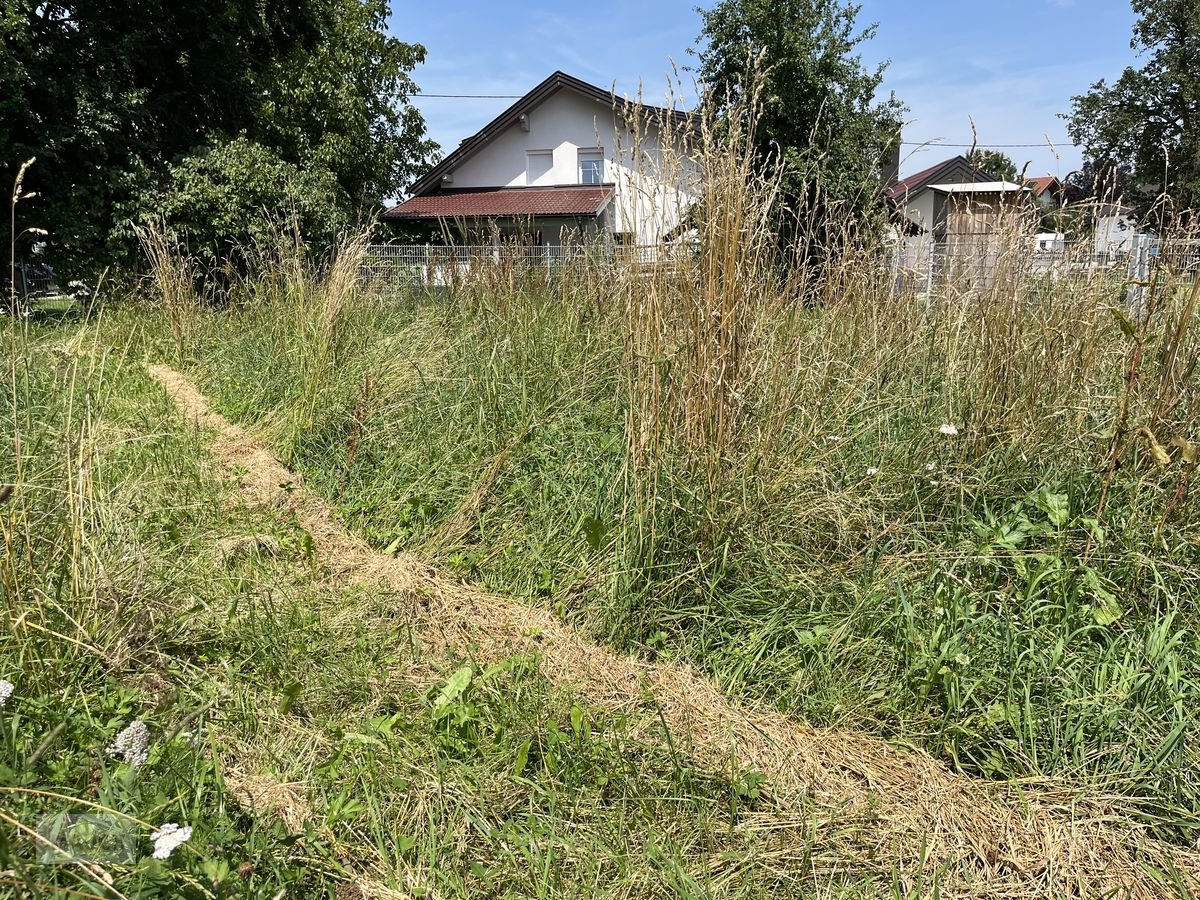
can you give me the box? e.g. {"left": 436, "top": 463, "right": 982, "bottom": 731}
{"left": 153, "top": 138, "right": 350, "bottom": 271}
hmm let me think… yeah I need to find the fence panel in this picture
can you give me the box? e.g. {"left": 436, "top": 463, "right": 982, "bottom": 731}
{"left": 891, "top": 237, "right": 1131, "bottom": 297}
{"left": 360, "top": 243, "right": 683, "bottom": 289}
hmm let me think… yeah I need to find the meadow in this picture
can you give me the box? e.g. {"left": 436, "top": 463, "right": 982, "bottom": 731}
{"left": 4, "top": 119, "right": 1200, "bottom": 896}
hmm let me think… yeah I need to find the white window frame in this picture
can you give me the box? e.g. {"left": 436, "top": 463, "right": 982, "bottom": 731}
{"left": 578, "top": 149, "right": 604, "bottom": 185}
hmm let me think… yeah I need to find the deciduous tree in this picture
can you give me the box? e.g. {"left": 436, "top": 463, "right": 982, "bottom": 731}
{"left": 1, "top": 0, "right": 435, "bottom": 279}
{"left": 966, "top": 149, "right": 1020, "bottom": 183}
{"left": 1065, "top": 0, "right": 1199, "bottom": 219}
{"left": 693, "top": 0, "right": 905, "bottom": 253}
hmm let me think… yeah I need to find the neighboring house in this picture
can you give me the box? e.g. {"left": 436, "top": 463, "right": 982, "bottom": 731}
{"left": 1024, "top": 176, "right": 1062, "bottom": 210}
{"left": 1094, "top": 201, "right": 1139, "bottom": 256}
{"left": 383, "top": 71, "right": 696, "bottom": 246}
{"left": 887, "top": 155, "right": 994, "bottom": 236}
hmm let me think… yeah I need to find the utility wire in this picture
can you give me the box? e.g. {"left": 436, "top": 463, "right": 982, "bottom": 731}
{"left": 902, "top": 141, "right": 1071, "bottom": 148}
{"left": 413, "top": 93, "right": 1073, "bottom": 146}
{"left": 418, "top": 93, "right": 523, "bottom": 99}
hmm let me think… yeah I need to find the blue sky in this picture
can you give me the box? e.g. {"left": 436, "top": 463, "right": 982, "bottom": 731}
{"left": 392, "top": 0, "right": 1140, "bottom": 182}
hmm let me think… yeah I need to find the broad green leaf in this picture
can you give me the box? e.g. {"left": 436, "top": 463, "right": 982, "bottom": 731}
{"left": 513, "top": 738, "right": 532, "bottom": 776}
{"left": 432, "top": 665, "right": 473, "bottom": 713}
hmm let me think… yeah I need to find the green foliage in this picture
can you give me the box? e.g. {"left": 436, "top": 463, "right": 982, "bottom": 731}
{"left": 693, "top": 0, "right": 905, "bottom": 250}
{"left": 135, "top": 244, "right": 1200, "bottom": 843}
{"left": 966, "top": 149, "right": 1019, "bottom": 182}
{"left": 155, "top": 138, "right": 348, "bottom": 268}
{"left": 0, "top": 0, "right": 435, "bottom": 280}
{"left": 1065, "top": 0, "right": 1200, "bottom": 219}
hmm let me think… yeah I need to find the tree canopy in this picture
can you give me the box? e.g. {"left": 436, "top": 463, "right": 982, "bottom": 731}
{"left": 1, "top": 0, "right": 435, "bottom": 279}
{"left": 1065, "top": 0, "right": 1199, "bottom": 219}
{"left": 693, "top": 0, "right": 905, "bottom": 251}
{"left": 966, "top": 149, "right": 1020, "bottom": 183}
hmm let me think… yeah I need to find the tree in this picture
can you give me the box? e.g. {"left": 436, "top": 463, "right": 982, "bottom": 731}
{"left": 966, "top": 149, "right": 1019, "bottom": 182}
{"left": 1, "top": 0, "right": 435, "bottom": 280}
{"left": 1062, "top": 159, "right": 1131, "bottom": 206}
{"left": 155, "top": 138, "right": 349, "bottom": 268}
{"left": 1065, "top": 0, "right": 1199, "bottom": 219}
{"left": 693, "top": 0, "right": 905, "bottom": 252}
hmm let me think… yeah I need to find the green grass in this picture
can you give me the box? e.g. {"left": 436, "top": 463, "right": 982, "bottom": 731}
{"left": 1, "top": 319, "right": 912, "bottom": 898}
{"left": 5, "top": 221, "right": 1200, "bottom": 894}
{"left": 105, "top": 264, "right": 1200, "bottom": 848}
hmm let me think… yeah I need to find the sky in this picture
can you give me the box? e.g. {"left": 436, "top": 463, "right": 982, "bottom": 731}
{"left": 391, "top": 0, "right": 1142, "bottom": 183}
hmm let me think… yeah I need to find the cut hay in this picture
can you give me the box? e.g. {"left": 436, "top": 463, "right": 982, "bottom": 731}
{"left": 149, "top": 363, "right": 1200, "bottom": 898}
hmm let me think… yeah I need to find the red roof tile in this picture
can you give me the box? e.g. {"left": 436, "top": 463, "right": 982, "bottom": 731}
{"left": 384, "top": 186, "right": 614, "bottom": 220}
{"left": 1024, "top": 176, "right": 1060, "bottom": 197}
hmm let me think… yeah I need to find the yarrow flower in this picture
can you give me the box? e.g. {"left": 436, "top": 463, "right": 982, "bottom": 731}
{"left": 150, "top": 823, "right": 192, "bottom": 860}
{"left": 954, "top": 652, "right": 971, "bottom": 667}
{"left": 925, "top": 462, "right": 938, "bottom": 473}
{"left": 939, "top": 423, "right": 960, "bottom": 437}
{"left": 866, "top": 466, "right": 879, "bottom": 476}
{"left": 107, "top": 721, "right": 150, "bottom": 767}
{"left": 0, "top": 679, "right": 13, "bottom": 708}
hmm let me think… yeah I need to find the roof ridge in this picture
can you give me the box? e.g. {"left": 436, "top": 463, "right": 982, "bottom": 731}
{"left": 407, "top": 71, "right": 689, "bottom": 198}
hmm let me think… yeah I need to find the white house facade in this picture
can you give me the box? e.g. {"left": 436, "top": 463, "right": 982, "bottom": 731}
{"left": 384, "top": 72, "right": 697, "bottom": 247}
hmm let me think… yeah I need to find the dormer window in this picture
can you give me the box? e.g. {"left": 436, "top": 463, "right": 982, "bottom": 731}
{"left": 579, "top": 149, "right": 604, "bottom": 185}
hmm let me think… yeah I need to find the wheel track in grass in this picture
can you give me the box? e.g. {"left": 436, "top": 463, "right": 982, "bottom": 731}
{"left": 148, "top": 362, "right": 1200, "bottom": 899}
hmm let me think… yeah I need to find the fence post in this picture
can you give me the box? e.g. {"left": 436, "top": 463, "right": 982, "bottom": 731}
{"left": 926, "top": 238, "right": 934, "bottom": 297}
{"left": 1125, "top": 234, "right": 1149, "bottom": 318}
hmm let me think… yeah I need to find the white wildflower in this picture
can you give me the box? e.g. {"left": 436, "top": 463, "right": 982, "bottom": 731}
{"left": 0, "top": 679, "right": 13, "bottom": 707}
{"left": 933, "top": 607, "right": 945, "bottom": 620}
{"left": 107, "top": 720, "right": 150, "bottom": 767}
{"left": 929, "top": 479, "right": 940, "bottom": 487}
{"left": 939, "top": 423, "right": 960, "bottom": 437}
{"left": 826, "top": 434, "right": 841, "bottom": 443}
{"left": 866, "top": 466, "right": 879, "bottom": 476}
{"left": 925, "top": 462, "right": 937, "bottom": 472}
{"left": 149, "top": 823, "right": 192, "bottom": 860}
{"left": 954, "top": 652, "right": 971, "bottom": 667}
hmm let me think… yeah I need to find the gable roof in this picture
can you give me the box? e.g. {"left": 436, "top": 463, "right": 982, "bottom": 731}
{"left": 1024, "top": 175, "right": 1061, "bottom": 197}
{"left": 408, "top": 71, "right": 690, "bottom": 197}
{"left": 887, "top": 155, "right": 991, "bottom": 201}
{"left": 383, "top": 185, "right": 614, "bottom": 220}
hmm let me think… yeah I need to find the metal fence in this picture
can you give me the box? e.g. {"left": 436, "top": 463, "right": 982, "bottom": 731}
{"left": 363, "top": 236, "right": 1200, "bottom": 301}
{"left": 4, "top": 261, "right": 55, "bottom": 302}
{"left": 890, "top": 236, "right": 1134, "bottom": 296}
{"left": 360, "top": 242, "right": 683, "bottom": 289}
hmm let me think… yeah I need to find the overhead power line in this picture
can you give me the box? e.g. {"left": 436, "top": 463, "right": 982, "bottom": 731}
{"left": 902, "top": 140, "right": 1072, "bottom": 148}
{"left": 418, "top": 93, "right": 523, "bottom": 99}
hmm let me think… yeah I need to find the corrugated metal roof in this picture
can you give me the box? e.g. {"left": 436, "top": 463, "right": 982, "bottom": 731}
{"left": 383, "top": 186, "right": 614, "bottom": 219}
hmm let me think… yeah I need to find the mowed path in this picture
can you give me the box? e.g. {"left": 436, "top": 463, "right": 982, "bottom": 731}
{"left": 148, "top": 363, "right": 1200, "bottom": 899}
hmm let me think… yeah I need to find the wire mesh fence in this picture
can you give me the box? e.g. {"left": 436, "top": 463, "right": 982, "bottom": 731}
{"left": 890, "top": 236, "right": 1134, "bottom": 297}
{"left": 4, "top": 261, "right": 55, "bottom": 302}
{"left": 363, "top": 234, "right": 1199, "bottom": 305}
{"left": 360, "top": 242, "right": 686, "bottom": 290}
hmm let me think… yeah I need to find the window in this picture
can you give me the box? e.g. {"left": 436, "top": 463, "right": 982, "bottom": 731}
{"left": 579, "top": 149, "right": 604, "bottom": 185}
{"left": 526, "top": 150, "right": 552, "bottom": 185}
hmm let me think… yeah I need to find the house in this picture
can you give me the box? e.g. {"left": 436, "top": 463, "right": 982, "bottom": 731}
{"left": 1024, "top": 176, "right": 1062, "bottom": 209}
{"left": 1094, "top": 201, "right": 1139, "bottom": 257}
{"left": 887, "top": 155, "right": 995, "bottom": 236}
{"left": 383, "top": 71, "right": 696, "bottom": 247}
